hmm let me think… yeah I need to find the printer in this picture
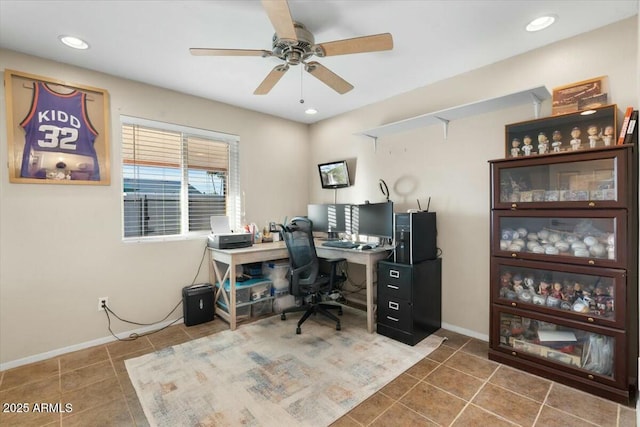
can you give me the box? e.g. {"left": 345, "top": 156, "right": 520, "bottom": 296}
{"left": 207, "top": 216, "right": 252, "bottom": 249}
{"left": 208, "top": 233, "right": 252, "bottom": 249}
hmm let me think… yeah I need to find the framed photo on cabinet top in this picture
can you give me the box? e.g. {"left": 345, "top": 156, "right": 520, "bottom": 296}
{"left": 551, "top": 76, "right": 608, "bottom": 116}
{"left": 4, "top": 69, "right": 111, "bottom": 185}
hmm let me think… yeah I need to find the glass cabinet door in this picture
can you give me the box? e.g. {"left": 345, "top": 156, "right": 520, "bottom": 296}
{"left": 491, "top": 259, "right": 625, "bottom": 328}
{"left": 491, "top": 146, "right": 629, "bottom": 210}
{"left": 493, "top": 308, "right": 625, "bottom": 388}
{"left": 492, "top": 210, "right": 627, "bottom": 268}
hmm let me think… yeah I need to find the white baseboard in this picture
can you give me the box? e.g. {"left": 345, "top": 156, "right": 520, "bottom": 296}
{"left": 441, "top": 321, "right": 489, "bottom": 342}
{"left": 0, "top": 318, "right": 184, "bottom": 372}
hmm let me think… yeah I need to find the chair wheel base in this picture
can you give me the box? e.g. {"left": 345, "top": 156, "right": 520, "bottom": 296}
{"left": 296, "top": 327, "right": 301, "bottom": 334}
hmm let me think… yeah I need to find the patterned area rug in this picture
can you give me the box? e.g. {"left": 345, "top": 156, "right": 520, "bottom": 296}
{"left": 125, "top": 306, "right": 445, "bottom": 427}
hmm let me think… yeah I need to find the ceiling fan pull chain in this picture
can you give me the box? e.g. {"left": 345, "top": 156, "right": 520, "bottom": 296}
{"left": 299, "top": 65, "right": 304, "bottom": 104}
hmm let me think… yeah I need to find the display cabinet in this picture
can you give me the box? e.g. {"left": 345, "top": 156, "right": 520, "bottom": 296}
{"left": 489, "top": 142, "right": 637, "bottom": 404}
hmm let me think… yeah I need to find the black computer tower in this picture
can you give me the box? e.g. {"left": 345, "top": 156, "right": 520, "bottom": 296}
{"left": 182, "top": 283, "right": 215, "bottom": 326}
{"left": 394, "top": 211, "right": 437, "bottom": 264}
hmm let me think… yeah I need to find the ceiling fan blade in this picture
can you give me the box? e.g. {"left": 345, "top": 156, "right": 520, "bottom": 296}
{"left": 261, "top": 0, "right": 297, "bottom": 43}
{"left": 305, "top": 61, "right": 353, "bottom": 94}
{"left": 254, "top": 64, "right": 290, "bottom": 95}
{"left": 313, "top": 33, "right": 393, "bottom": 57}
{"left": 190, "top": 48, "right": 271, "bottom": 57}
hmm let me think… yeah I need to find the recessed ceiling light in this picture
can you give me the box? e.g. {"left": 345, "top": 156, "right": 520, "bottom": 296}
{"left": 305, "top": 108, "right": 318, "bottom": 115}
{"left": 526, "top": 16, "right": 556, "bottom": 32}
{"left": 59, "top": 35, "right": 89, "bottom": 50}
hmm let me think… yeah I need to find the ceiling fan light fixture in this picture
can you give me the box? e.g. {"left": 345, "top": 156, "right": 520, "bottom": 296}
{"left": 58, "top": 35, "right": 89, "bottom": 50}
{"left": 526, "top": 16, "right": 556, "bottom": 32}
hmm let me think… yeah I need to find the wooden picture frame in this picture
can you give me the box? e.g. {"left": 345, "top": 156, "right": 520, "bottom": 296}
{"left": 4, "top": 69, "right": 110, "bottom": 185}
{"left": 552, "top": 76, "right": 608, "bottom": 116}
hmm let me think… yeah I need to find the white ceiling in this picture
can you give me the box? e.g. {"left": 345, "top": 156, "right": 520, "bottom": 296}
{"left": 0, "top": 1, "right": 637, "bottom": 124}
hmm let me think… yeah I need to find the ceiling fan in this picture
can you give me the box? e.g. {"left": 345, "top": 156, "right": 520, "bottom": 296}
{"left": 190, "top": 0, "right": 393, "bottom": 95}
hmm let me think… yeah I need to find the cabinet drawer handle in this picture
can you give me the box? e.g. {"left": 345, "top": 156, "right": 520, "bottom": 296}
{"left": 588, "top": 202, "right": 596, "bottom": 207}
{"left": 389, "top": 270, "right": 400, "bottom": 278}
{"left": 387, "top": 284, "right": 399, "bottom": 290}
{"left": 388, "top": 301, "right": 399, "bottom": 310}
{"left": 588, "top": 260, "right": 595, "bottom": 265}
{"left": 511, "top": 203, "right": 517, "bottom": 209}
{"left": 587, "top": 317, "right": 594, "bottom": 322}
{"left": 588, "top": 374, "right": 594, "bottom": 380}
{"left": 511, "top": 351, "right": 517, "bottom": 356}
{"left": 386, "top": 316, "right": 399, "bottom": 322}
{"left": 511, "top": 253, "right": 518, "bottom": 258}
{"left": 511, "top": 302, "right": 517, "bottom": 307}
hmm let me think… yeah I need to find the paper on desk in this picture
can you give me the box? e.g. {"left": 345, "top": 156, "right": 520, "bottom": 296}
{"left": 210, "top": 216, "right": 231, "bottom": 234}
{"left": 537, "top": 330, "right": 577, "bottom": 342}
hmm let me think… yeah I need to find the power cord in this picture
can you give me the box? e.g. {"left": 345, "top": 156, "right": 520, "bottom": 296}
{"left": 102, "top": 242, "right": 210, "bottom": 341}
{"left": 103, "top": 301, "right": 183, "bottom": 341}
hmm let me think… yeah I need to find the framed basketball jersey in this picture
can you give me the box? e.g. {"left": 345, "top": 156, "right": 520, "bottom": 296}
{"left": 4, "top": 69, "right": 111, "bottom": 185}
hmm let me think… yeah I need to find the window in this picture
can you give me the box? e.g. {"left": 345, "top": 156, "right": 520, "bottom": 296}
{"left": 121, "top": 116, "right": 240, "bottom": 240}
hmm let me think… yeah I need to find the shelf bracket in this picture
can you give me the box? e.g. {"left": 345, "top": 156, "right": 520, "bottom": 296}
{"left": 434, "top": 116, "right": 450, "bottom": 139}
{"left": 530, "top": 92, "right": 543, "bottom": 118}
{"left": 362, "top": 134, "right": 378, "bottom": 152}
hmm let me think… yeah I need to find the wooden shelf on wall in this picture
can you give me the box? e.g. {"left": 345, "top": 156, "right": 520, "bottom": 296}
{"left": 355, "top": 86, "right": 551, "bottom": 150}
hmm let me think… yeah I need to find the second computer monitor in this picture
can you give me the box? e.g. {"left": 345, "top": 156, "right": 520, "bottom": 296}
{"left": 307, "top": 204, "right": 351, "bottom": 238}
{"left": 354, "top": 201, "right": 393, "bottom": 238}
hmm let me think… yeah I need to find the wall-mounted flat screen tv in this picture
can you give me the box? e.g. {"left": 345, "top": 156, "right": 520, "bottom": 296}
{"left": 318, "top": 160, "right": 351, "bottom": 189}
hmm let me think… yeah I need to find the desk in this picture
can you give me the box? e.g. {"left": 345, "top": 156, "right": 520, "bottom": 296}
{"left": 208, "top": 241, "right": 391, "bottom": 333}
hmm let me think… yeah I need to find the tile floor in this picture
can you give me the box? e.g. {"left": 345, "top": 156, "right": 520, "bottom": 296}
{"left": 0, "top": 313, "right": 636, "bottom": 427}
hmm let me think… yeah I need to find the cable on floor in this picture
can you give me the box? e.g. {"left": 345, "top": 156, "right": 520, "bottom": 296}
{"left": 102, "top": 242, "right": 210, "bottom": 341}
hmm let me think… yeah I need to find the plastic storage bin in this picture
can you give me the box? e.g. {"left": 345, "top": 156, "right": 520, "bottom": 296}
{"left": 263, "top": 260, "right": 290, "bottom": 292}
{"left": 251, "top": 299, "right": 273, "bottom": 317}
{"left": 216, "top": 278, "right": 273, "bottom": 305}
{"left": 216, "top": 300, "right": 250, "bottom": 319}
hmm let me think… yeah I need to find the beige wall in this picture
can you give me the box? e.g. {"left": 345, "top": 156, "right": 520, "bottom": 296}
{"left": 0, "top": 16, "right": 638, "bottom": 367}
{"left": 308, "top": 17, "right": 638, "bottom": 339}
{"left": 0, "top": 50, "right": 309, "bottom": 366}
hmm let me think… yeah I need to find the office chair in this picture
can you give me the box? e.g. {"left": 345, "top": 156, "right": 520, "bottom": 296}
{"left": 279, "top": 217, "right": 346, "bottom": 334}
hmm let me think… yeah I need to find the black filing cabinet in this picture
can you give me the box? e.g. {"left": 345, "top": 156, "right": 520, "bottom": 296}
{"left": 377, "top": 258, "right": 442, "bottom": 345}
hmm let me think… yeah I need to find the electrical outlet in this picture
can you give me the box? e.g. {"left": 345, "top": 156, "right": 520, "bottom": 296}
{"left": 98, "top": 297, "right": 108, "bottom": 311}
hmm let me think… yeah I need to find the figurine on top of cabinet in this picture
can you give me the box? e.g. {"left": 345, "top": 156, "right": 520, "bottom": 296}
{"left": 570, "top": 127, "right": 582, "bottom": 151}
{"left": 522, "top": 137, "right": 534, "bottom": 156}
{"left": 510, "top": 138, "right": 521, "bottom": 157}
{"left": 602, "top": 125, "right": 614, "bottom": 146}
{"left": 587, "top": 125, "right": 600, "bottom": 148}
{"left": 551, "top": 130, "right": 563, "bottom": 152}
{"left": 537, "top": 132, "right": 549, "bottom": 154}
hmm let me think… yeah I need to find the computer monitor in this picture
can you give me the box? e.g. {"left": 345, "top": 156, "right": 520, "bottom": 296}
{"left": 307, "top": 203, "right": 350, "bottom": 238}
{"left": 354, "top": 201, "right": 393, "bottom": 238}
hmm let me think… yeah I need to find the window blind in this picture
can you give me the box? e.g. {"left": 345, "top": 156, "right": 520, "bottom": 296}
{"left": 121, "top": 116, "right": 239, "bottom": 240}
